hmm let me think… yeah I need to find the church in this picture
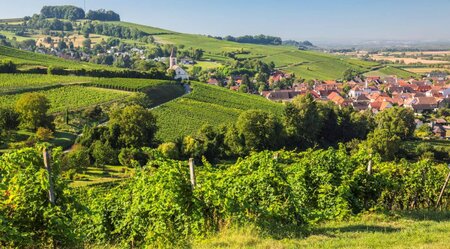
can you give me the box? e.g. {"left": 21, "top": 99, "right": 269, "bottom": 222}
{"left": 168, "top": 49, "right": 189, "bottom": 80}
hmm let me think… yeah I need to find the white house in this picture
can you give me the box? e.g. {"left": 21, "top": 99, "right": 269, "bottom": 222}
{"left": 168, "top": 49, "right": 189, "bottom": 80}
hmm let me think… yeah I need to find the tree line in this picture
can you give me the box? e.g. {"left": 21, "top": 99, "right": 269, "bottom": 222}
{"left": 215, "top": 34, "right": 283, "bottom": 45}
{"left": 81, "top": 22, "right": 148, "bottom": 40}
{"left": 40, "top": 5, "right": 120, "bottom": 21}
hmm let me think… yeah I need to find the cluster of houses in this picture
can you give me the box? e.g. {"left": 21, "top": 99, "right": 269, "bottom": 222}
{"left": 259, "top": 72, "right": 450, "bottom": 139}
{"left": 261, "top": 74, "right": 449, "bottom": 113}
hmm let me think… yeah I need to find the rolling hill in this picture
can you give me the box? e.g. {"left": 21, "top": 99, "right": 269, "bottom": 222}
{"left": 153, "top": 81, "right": 284, "bottom": 142}
{"left": 1, "top": 19, "right": 382, "bottom": 80}
{"left": 113, "top": 21, "right": 381, "bottom": 80}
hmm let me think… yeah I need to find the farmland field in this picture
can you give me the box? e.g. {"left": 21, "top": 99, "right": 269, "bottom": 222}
{"left": 403, "top": 67, "right": 450, "bottom": 74}
{"left": 364, "top": 66, "right": 419, "bottom": 79}
{"left": 370, "top": 54, "right": 450, "bottom": 65}
{"left": 0, "top": 86, "right": 131, "bottom": 113}
{"left": 153, "top": 81, "right": 284, "bottom": 141}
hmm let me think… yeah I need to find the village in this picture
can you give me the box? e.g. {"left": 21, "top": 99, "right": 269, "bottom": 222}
{"left": 205, "top": 70, "right": 450, "bottom": 139}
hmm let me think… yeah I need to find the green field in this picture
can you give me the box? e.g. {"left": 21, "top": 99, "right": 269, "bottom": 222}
{"left": 364, "top": 66, "right": 420, "bottom": 79}
{"left": 0, "top": 74, "right": 185, "bottom": 107}
{"left": 153, "top": 81, "right": 284, "bottom": 141}
{"left": 87, "top": 77, "right": 174, "bottom": 90}
{"left": 0, "top": 45, "right": 114, "bottom": 70}
{"left": 70, "top": 165, "right": 134, "bottom": 188}
{"left": 0, "top": 74, "right": 91, "bottom": 94}
{"left": 194, "top": 212, "right": 450, "bottom": 249}
{"left": 0, "top": 86, "right": 131, "bottom": 113}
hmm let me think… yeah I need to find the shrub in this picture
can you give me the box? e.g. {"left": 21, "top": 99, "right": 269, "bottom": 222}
{"left": 158, "top": 142, "right": 180, "bottom": 159}
{"left": 35, "top": 127, "right": 54, "bottom": 142}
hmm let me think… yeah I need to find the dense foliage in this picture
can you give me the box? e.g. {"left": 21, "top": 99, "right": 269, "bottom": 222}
{"left": 40, "top": 5, "right": 85, "bottom": 20}
{"left": 82, "top": 22, "right": 146, "bottom": 40}
{"left": 220, "top": 34, "right": 282, "bottom": 45}
{"left": 66, "top": 148, "right": 450, "bottom": 247}
{"left": 86, "top": 9, "right": 121, "bottom": 21}
{"left": 0, "top": 147, "right": 80, "bottom": 248}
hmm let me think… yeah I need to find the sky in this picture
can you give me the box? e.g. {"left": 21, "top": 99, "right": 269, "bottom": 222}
{"left": 1, "top": 0, "right": 450, "bottom": 43}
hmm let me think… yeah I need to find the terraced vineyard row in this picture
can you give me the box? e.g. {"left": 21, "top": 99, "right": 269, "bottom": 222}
{"left": 0, "top": 86, "right": 131, "bottom": 113}
{"left": 0, "top": 73, "right": 175, "bottom": 93}
{"left": 0, "top": 74, "right": 91, "bottom": 94}
{"left": 0, "top": 45, "right": 112, "bottom": 70}
{"left": 87, "top": 78, "right": 174, "bottom": 91}
{"left": 153, "top": 82, "right": 284, "bottom": 141}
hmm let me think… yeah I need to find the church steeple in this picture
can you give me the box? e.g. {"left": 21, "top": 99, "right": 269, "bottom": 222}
{"left": 169, "top": 48, "right": 177, "bottom": 68}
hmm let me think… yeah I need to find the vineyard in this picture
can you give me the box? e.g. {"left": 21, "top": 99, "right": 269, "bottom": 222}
{"left": 0, "top": 45, "right": 112, "bottom": 70}
{"left": 2, "top": 146, "right": 449, "bottom": 248}
{"left": 153, "top": 82, "right": 284, "bottom": 141}
{"left": 0, "top": 74, "right": 90, "bottom": 94}
{"left": 0, "top": 86, "right": 131, "bottom": 113}
{"left": 87, "top": 78, "right": 175, "bottom": 91}
{"left": 0, "top": 74, "right": 185, "bottom": 110}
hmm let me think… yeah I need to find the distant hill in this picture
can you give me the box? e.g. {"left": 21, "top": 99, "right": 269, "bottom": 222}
{"left": 0, "top": 7, "right": 382, "bottom": 80}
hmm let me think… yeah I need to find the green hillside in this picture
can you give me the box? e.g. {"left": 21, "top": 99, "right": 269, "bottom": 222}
{"left": 0, "top": 19, "right": 381, "bottom": 80}
{"left": 106, "top": 22, "right": 380, "bottom": 80}
{"left": 364, "top": 66, "right": 420, "bottom": 79}
{"left": 0, "top": 74, "right": 184, "bottom": 111}
{"left": 153, "top": 81, "right": 284, "bottom": 141}
{"left": 0, "top": 86, "right": 131, "bottom": 113}
{"left": 0, "top": 45, "right": 115, "bottom": 70}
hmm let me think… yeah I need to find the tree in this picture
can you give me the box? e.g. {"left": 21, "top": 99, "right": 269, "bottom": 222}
{"left": 239, "top": 84, "right": 248, "bottom": 93}
{"left": 91, "top": 140, "right": 117, "bottom": 167}
{"left": 343, "top": 68, "right": 360, "bottom": 81}
{"left": 0, "top": 60, "right": 16, "bottom": 73}
{"left": 415, "top": 124, "right": 433, "bottom": 139}
{"left": 62, "top": 145, "right": 90, "bottom": 172}
{"left": 366, "top": 128, "right": 401, "bottom": 161}
{"left": 0, "top": 107, "right": 19, "bottom": 134}
{"left": 375, "top": 107, "right": 415, "bottom": 140}
{"left": 192, "top": 48, "right": 204, "bottom": 60}
{"left": 118, "top": 148, "right": 146, "bottom": 167}
{"left": 283, "top": 93, "right": 321, "bottom": 148}
{"left": 57, "top": 40, "right": 67, "bottom": 50}
{"left": 182, "top": 135, "right": 204, "bottom": 159}
{"left": 236, "top": 110, "right": 282, "bottom": 152}
{"left": 35, "top": 127, "right": 54, "bottom": 142}
{"left": 158, "top": 142, "right": 180, "bottom": 159}
{"left": 15, "top": 93, "right": 52, "bottom": 131}
{"left": 82, "top": 38, "right": 92, "bottom": 49}
{"left": 109, "top": 105, "right": 158, "bottom": 148}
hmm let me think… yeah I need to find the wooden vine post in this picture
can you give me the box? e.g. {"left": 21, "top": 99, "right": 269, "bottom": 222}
{"left": 436, "top": 167, "right": 450, "bottom": 208}
{"left": 367, "top": 153, "right": 373, "bottom": 175}
{"left": 189, "top": 158, "right": 196, "bottom": 189}
{"left": 43, "top": 148, "right": 56, "bottom": 205}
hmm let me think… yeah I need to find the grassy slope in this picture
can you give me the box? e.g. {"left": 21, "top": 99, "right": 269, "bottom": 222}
{"left": 0, "top": 74, "right": 184, "bottom": 109}
{"left": 1, "top": 21, "right": 381, "bottom": 80}
{"left": 364, "top": 66, "right": 420, "bottom": 79}
{"left": 0, "top": 45, "right": 115, "bottom": 70}
{"left": 153, "top": 82, "right": 284, "bottom": 142}
{"left": 194, "top": 212, "right": 450, "bottom": 249}
{"left": 113, "top": 22, "right": 380, "bottom": 80}
{"left": 0, "top": 86, "right": 131, "bottom": 113}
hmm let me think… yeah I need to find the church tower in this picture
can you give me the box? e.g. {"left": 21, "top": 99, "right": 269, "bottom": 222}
{"left": 169, "top": 48, "right": 177, "bottom": 68}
